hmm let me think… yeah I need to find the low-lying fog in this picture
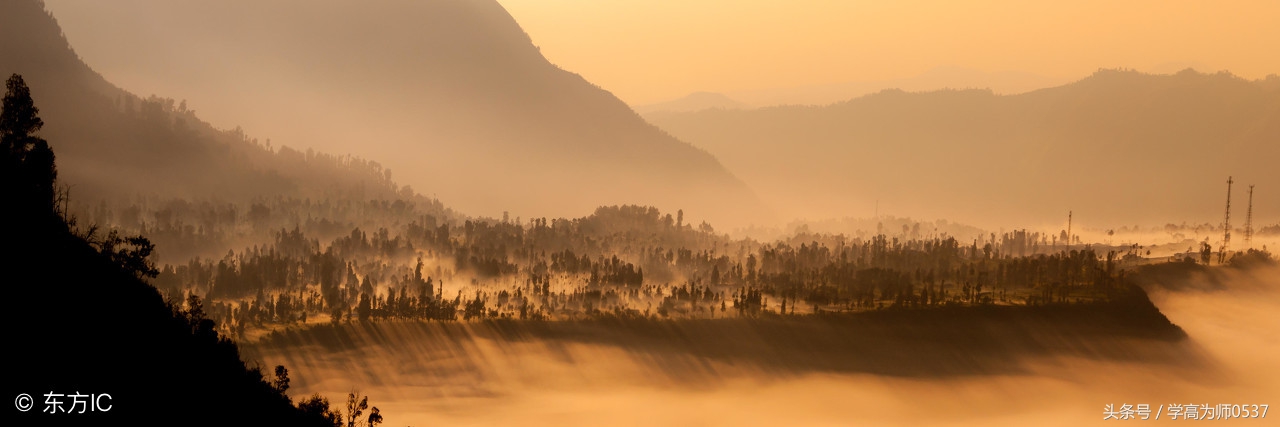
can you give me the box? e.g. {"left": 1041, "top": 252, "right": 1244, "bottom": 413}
{"left": 243, "top": 264, "right": 1278, "bottom": 426}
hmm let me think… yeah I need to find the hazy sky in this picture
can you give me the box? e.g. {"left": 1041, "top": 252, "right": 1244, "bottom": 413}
{"left": 498, "top": 0, "right": 1280, "bottom": 104}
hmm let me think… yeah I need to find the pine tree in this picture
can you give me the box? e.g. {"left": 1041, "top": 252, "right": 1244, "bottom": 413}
{"left": 1, "top": 74, "right": 58, "bottom": 214}
{"left": 1, "top": 74, "right": 44, "bottom": 156}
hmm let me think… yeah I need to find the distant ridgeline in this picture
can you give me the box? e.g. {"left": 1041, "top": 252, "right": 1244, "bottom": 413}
{"left": 644, "top": 68, "right": 1280, "bottom": 226}
{"left": 1, "top": 74, "right": 361, "bottom": 426}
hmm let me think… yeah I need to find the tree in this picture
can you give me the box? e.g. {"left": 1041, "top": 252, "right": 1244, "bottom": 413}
{"left": 90, "top": 230, "right": 159, "bottom": 279}
{"left": 24, "top": 139, "right": 56, "bottom": 207}
{"left": 272, "top": 365, "right": 291, "bottom": 397}
{"left": 297, "top": 394, "right": 342, "bottom": 427}
{"left": 185, "top": 292, "right": 206, "bottom": 324}
{"left": 345, "top": 391, "right": 368, "bottom": 427}
{"left": 366, "top": 406, "right": 383, "bottom": 426}
{"left": 357, "top": 292, "right": 372, "bottom": 321}
{"left": 2, "top": 74, "right": 57, "bottom": 211}
{"left": 1, "top": 74, "right": 44, "bottom": 157}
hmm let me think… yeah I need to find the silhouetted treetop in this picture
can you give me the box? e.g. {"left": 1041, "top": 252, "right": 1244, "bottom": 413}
{"left": 1, "top": 73, "right": 44, "bottom": 153}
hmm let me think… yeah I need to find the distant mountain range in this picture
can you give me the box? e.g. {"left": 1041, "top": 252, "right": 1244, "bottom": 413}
{"left": 635, "top": 67, "right": 1064, "bottom": 114}
{"left": 634, "top": 92, "right": 749, "bottom": 114}
{"left": 738, "top": 66, "right": 1064, "bottom": 109}
{"left": 35, "top": 0, "right": 769, "bottom": 228}
{"left": 645, "top": 69, "right": 1280, "bottom": 228}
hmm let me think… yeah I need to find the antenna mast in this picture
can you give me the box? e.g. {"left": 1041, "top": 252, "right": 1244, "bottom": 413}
{"left": 1219, "top": 177, "right": 1233, "bottom": 264}
{"left": 1244, "top": 184, "right": 1254, "bottom": 250}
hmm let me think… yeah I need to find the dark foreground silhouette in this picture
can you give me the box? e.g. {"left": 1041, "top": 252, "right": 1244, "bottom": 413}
{"left": 2, "top": 74, "right": 344, "bottom": 426}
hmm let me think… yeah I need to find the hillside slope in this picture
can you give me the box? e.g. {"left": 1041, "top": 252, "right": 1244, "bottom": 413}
{"left": 2, "top": 74, "right": 337, "bottom": 426}
{"left": 39, "top": 0, "right": 769, "bottom": 227}
{"left": 0, "top": 0, "right": 446, "bottom": 211}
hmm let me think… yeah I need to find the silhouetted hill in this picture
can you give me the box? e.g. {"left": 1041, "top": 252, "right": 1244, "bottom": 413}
{"left": 36, "top": 0, "right": 769, "bottom": 227}
{"left": 725, "top": 65, "right": 1063, "bottom": 107}
{"left": 0, "top": 0, "right": 445, "bottom": 211}
{"left": 2, "top": 76, "right": 337, "bottom": 425}
{"left": 4, "top": 216, "right": 337, "bottom": 425}
{"left": 646, "top": 69, "right": 1280, "bottom": 227}
{"left": 634, "top": 92, "right": 749, "bottom": 114}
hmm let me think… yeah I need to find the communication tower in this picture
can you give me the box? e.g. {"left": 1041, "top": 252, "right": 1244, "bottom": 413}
{"left": 1218, "top": 177, "right": 1233, "bottom": 264}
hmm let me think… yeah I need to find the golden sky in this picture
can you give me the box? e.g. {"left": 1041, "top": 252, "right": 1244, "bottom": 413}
{"left": 498, "top": 0, "right": 1280, "bottom": 105}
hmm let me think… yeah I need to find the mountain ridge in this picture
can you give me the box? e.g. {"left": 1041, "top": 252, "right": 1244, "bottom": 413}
{"left": 39, "top": 0, "right": 771, "bottom": 228}
{"left": 645, "top": 68, "right": 1280, "bottom": 228}
{"left": 0, "top": 0, "right": 442, "bottom": 212}
{"left": 634, "top": 92, "right": 749, "bottom": 114}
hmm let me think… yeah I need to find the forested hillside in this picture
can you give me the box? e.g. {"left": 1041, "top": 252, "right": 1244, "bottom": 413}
{"left": 2, "top": 73, "right": 347, "bottom": 426}
{"left": 34, "top": 0, "right": 770, "bottom": 228}
{"left": 0, "top": 0, "right": 446, "bottom": 210}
